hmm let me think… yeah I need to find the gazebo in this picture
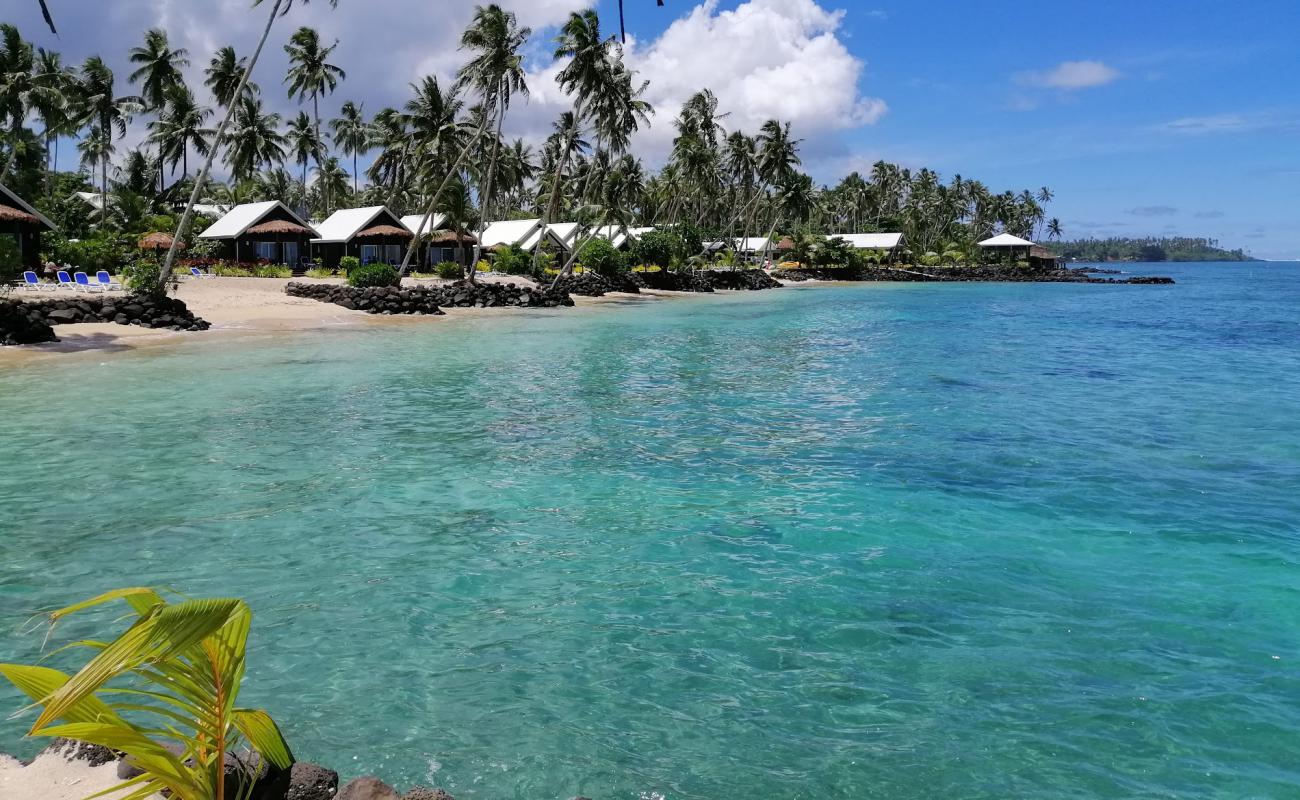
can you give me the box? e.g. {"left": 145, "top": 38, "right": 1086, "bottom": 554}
{"left": 138, "top": 231, "right": 183, "bottom": 252}
{"left": 977, "top": 233, "right": 1036, "bottom": 263}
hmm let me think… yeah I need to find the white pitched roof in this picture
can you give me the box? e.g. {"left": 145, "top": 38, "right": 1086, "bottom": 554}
{"left": 191, "top": 203, "right": 229, "bottom": 218}
{"left": 979, "top": 233, "right": 1035, "bottom": 247}
{"left": 73, "top": 191, "right": 107, "bottom": 211}
{"left": 400, "top": 213, "right": 447, "bottom": 235}
{"left": 481, "top": 218, "right": 542, "bottom": 249}
{"left": 544, "top": 222, "right": 581, "bottom": 247}
{"left": 198, "top": 200, "right": 315, "bottom": 239}
{"left": 0, "top": 182, "right": 57, "bottom": 230}
{"left": 593, "top": 225, "right": 652, "bottom": 249}
{"left": 838, "top": 232, "right": 904, "bottom": 249}
{"left": 311, "top": 206, "right": 399, "bottom": 243}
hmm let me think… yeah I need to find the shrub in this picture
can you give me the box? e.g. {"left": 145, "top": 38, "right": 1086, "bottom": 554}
{"left": 212, "top": 263, "right": 253, "bottom": 277}
{"left": 347, "top": 262, "right": 400, "bottom": 288}
{"left": 0, "top": 236, "right": 20, "bottom": 293}
{"left": 339, "top": 255, "right": 361, "bottom": 274}
{"left": 941, "top": 248, "right": 965, "bottom": 265}
{"left": 435, "top": 260, "right": 463, "bottom": 279}
{"left": 634, "top": 230, "right": 678, "bottom": 268}
{"left": 815, "top": 237, "right": 855, "bottom": 267}
{"left": 919, "top": 252, "right": 943, "bottom": 267}
{"left": 252, "top": 264, "right": 292, "bottom": 278}
{"left": 304, "top": 267, "right": 336, "bottom": 279}
{"left": 121, "top": 257, "right": 164, "bottom": 295}
{"left": 577, "top": 239, "right": 625, "bottom": 277}
{"left": 476, "top": 259, "right": 492, "bottom": 272}
{"left": 44, "top": 233, "right": 131, "bottom": 273}
{"left": 491, "top": 246, "right": 529, "bottom": 275}
{"left": 0, "top": 587, "right": 294, "bottom": 800}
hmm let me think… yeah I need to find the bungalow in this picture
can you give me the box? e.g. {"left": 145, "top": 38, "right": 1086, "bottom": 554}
{"left": 71, "top": 190, "right": 110, "bottom": 219}
{"left": 480, "top": 219, "right": 568, "bottom": 254}
{"left": 197, "top": 201, "right": 317, "bottom": 266}
{"left": 593, "top": 225, "right": 653, "bottom": 250}
{"left": 400, "top": 213, "right": 477, "bottom": 266}
{"left": 311, "top": 205, "right": 413, "bottom": 268}
{"left": 0, "top": 182, "right": 57, "bottom": 269}
{"left": 704, "top": 237, "right": 771, "bottom": 255}
{"left": 839, "top": 232, "right": 906, "bottom": 261}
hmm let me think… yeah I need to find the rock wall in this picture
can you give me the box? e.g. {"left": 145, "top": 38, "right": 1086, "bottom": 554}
{"left": 0, "top": 294, "right": 210, "bottom": 345}
{"left": 702, "top": 269, "right": 783, "bottom": 290}
{"left": 286, "top": 281, "right": 574, "bottom": 312}
{"left": 637, "top": 271, "right": 715, "bottom": 292}
{"left": 553, "top": 272, "right": 646, "bottom": 297}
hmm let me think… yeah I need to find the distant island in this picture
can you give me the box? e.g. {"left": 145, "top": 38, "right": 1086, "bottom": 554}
{"left": 1047, "top": 237, "right": 1257, "bottom": 262}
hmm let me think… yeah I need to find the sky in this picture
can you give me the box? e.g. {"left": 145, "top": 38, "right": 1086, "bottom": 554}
{"left": 8, "top": 0, "right": 1300, "bottom": 258}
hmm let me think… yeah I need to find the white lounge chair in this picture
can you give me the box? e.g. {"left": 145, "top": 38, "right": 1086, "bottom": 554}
{"left": 74, "top": 272, "right": 104, "bottom": 293}
{"left": 95, "top": 270, "right": 123, "bottom": 291}
{"left": 20, "top": 271, "right": 54, "bottom": 291}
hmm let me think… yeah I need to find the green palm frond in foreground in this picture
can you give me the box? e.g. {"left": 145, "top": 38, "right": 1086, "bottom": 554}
{"left": 0, "top": 587, "right": 293, "bottom": 800}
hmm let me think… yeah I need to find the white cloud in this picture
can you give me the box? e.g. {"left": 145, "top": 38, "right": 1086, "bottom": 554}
{"left": 1158, "top": 113, "right": 1252, "bottom": 135}
{"left": 1017, "top": 60, "right": 1122, "bottom": 90}
{"left": 11, "top": 0, "right": 885, "bottom": 178}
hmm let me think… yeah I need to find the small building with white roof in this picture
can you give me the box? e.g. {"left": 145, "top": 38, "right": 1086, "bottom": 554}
{"left": 480, "top": 219, "right": 569, "bottom": 254}
{"left": 197, "top": 200, "right": 317, "bottom": 265}
{"left": 310, "top": 205, "right": 412, "bottom": 268}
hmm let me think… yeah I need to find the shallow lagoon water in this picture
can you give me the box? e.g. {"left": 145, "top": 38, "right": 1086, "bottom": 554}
{"left": 2, "top": 263, "right": 1298, "bottom": 798}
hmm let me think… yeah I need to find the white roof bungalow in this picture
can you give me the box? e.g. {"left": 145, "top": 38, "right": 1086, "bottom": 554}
{"left": 400, "top": 213, "right": 447, "bottom": 237}
{"left": 480, "top": 219, "right": 568, "bottom": 253}
{"left": 593, "top": 225, "right": 653, "bottom": 250}
{"left": 197, "top": 200, "right": 317, "bottom": 264}
{"left": 71, "top": 190, "right": 109, "bottom": 216}
{"left": 310, "top": 205, "right": 413, "bottom": 267}
{"left": 705, "top": 236, "right": 771, "bottom": 253}
{"left": 839, "top": 232, "right": 905, "bottom": 251}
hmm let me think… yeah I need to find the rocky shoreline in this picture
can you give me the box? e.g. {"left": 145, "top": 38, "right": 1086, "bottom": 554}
{"left": 0, "top": 739, "right": 458, "bottom": 800}
{"left": 284, "top": 280, "right": 574, "bottom": 313}
{"left": 0, "top": 294, "right": 211, "bottom": 345}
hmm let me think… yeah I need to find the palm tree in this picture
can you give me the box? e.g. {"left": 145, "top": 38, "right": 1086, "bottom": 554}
{"left": 1047, "top": 218, "right": 1063, "bottom": 240}
{"left": 285, "top": 110, "right": 320, "bottom": 211}
{"left": 75, "top": 56, "right": 141, "bottom": 224}
{"left": 329, "top": 100, "right": 368, "bottom": 195}
{"left": 284, "top": 27, "right": 344, "bottom": 212}
{"left": 314, "top": 156, "right": 349, "bottom": 211}
{"left": 224, "top": 95, "right": 285, "bottom": 182}
{"left": 455, "top": 4, "right": 531, "bottom": 275}
{"left": 160, "top": 0, "right": 338, "bottom": 292}
{"left": 204, "top": 46, "right": 259, "bottom": 108}
{"left": 30, "top": 47, "right": 76, "bottom": 204}
{"left": 128, "top": 29, "right": 189, "bottom": 110}
{"left": 0, "top": 24, "right": 35, "bottom": 180}
{"left": 147, "top": 86, "right": 212, "bottom": 183}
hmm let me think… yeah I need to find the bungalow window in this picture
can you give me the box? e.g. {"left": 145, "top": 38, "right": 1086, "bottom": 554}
{"left": 384, "top": 245, "right": 402, "bottom": 264}
{"left": 282, "top": 242, "right": 299, "bottom": 265}
{"left": 254, "top": 241, "right": 278, "bottom": 261}
{"left": 360, "top": 244, "right": 379, "bottom": 263}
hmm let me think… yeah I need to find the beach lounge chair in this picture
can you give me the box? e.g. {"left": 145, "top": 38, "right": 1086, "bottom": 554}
{"left": 74, "top": 272, "right": 104, "bottom": 293}
{"left": 21, "top": 271, "right": 54, "bottom": 291}
{"left": 56, "top": 270, "right": 77, "bottom": 291}
{"left": 189, "top": 267, "right": 215, "bottom": 279}
{"left": 95, "top": 270, "right": 123, "bottom": 291}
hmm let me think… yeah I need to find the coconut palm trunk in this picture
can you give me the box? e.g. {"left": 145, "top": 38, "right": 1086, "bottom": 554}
{"left": 469, "top": 84, "right": 506, "bottom": 283}
{"left": 158, "top": 0, "right": 287, "bottom": 293}
{"left": 397, "top": 111, "right": 493, "bottom": 278}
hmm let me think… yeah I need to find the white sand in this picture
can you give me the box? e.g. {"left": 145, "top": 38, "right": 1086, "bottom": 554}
{"left": 0, "top": 749, "right": 160, "bottom": 800}
{"left": 0, "top": 273, "right": 676, "bottom": 364}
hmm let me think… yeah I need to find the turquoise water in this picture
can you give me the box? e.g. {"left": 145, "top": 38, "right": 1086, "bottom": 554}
{"left": 2, "top": 263, "right": 1298, "bottom": 798}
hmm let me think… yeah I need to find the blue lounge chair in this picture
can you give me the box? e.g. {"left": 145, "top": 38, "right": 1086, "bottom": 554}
{"left": 21, "top": 271, "right": 53, "bottom": 291}
{"left": 189, "top": 266, "right": 216, "bottom": 279}
{"left": 56, "top": 270, "right": 76, "bottom": 291}
{"left": 74, "top": 271, "right": 104, "bottom": 293}
{"left": 95, "top": 270, "right": 123, "bottom": 290}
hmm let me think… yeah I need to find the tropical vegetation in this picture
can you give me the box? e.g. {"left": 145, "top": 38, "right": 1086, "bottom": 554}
{"left": 0, "top": 587, "right": 293, "bottom": 800}
{"left": 1048, "top": 236, "right": 1254, "bottom": 263}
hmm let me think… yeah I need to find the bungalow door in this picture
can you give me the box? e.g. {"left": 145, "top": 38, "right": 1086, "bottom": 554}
{"left": 282, "top": 241, "right": 299, "bottom": 266}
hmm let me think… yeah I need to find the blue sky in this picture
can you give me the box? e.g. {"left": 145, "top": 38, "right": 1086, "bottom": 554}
{"left": 8, "top": 0, "right": 1298, "bottom": 257}
{"left": 611, "top": 0, "right": 1300, "bottom": 258}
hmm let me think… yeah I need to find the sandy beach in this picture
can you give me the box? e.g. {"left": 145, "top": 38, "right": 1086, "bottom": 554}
{"left": 0, "top": 746, "right": 160, "bottom": 800}
{"left": 0, "top": 274, "right": 670, "bottom": 364}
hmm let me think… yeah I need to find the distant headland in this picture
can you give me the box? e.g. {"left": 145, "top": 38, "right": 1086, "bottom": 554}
{"left": 1048, "top": 237, "right": 1257, "bottom": 262}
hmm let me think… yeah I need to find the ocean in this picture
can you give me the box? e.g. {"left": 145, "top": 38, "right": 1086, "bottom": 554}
{"left": 1, "top": 262, "right": 1297, "bottom": 798}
